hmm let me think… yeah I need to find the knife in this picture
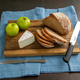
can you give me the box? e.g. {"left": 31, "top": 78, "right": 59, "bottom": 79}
{"left": 0, "top": 59, "right": 46, "bottom": 64}
{"left": 63, "top": 21, "right": 80, "bottom": 63}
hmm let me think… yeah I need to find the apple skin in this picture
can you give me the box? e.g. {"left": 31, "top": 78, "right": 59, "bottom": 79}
{"left": 6, "top": 23, "right": 19, "bottom": 37}
{"left": 17, "top": 16, "right": 30, "bottom": 30}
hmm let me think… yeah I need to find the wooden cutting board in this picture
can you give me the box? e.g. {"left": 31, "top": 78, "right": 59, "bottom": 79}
{"left": 4, "top": 20, "right": 80, "bottom": 57}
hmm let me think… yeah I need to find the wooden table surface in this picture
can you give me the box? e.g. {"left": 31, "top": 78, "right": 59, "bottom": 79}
{"left": 0, "top": 0, "right": 80, "bottom": 80}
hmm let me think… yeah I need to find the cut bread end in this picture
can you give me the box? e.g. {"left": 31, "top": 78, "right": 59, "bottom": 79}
{"left": 42, "top": 16, "right": 64, "bottom": 34}
{"left": 43, "top": 13, "right": 72, "bottom": 34}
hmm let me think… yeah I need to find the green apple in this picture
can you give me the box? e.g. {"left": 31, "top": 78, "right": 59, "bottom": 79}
{"left": 6, "top": 23, "right": 19, "bottom": 37}
{"left": 17, "top": 16, "right": 30, "bottom": 30}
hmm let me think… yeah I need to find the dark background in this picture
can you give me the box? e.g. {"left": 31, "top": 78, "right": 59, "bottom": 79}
{"left": 0, "top": 0, "right": 80, "bottom": 20}
{"left": 0, "top": 0, "right": 80, "bottom": 80}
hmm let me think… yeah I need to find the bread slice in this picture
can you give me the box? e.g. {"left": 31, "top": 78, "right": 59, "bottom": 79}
{"left": 36, "top": 34, "right": 54, "bottom": 45}
{"left": 42, "top": 12, "right": 72, "bottom": 34}
{"left": 44, "top": 27, "right": 67, "bottom": 43}
{"left": 36, "top": 29, "right": 48, "bottom": 41}
{"left": 42, "top": 29, "right": 55, "bottom": 43}
{"left": 37, "top": 39, "right": 55, "bottom": 48}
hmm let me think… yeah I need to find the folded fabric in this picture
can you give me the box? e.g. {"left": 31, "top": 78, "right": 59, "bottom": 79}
{"left": 0, "top": 5, "right": 79, "bottom": 79}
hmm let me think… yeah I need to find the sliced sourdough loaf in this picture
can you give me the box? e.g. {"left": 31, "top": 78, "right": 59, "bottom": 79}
{"left": 42, "top": 29, "right": 55, "bottom": 43}
{"left": 42, "top": 12, "right": 72, "bottom": 34}
{"left": 44, "top": 27, "right": 67, "bottom": 43}
{"left": 36, "top": 29, "right": 48, "bottom": 41}
{"left": 36, "top": 34, "right": 54, "bottom": 45}
{"left": 37, "top": 39, "right": 55, "bottom": 48}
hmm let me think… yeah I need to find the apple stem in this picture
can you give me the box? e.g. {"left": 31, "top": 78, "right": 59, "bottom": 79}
{"left": 23, "top": 17, "right": 26, "bottom": 20}
{"left": 11, "top": 24, "right": 15, "bottom": 26}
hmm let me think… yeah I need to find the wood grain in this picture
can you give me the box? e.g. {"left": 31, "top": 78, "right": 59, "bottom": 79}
{"left": 4, "top": 20, "right": 80, "bottom": 57}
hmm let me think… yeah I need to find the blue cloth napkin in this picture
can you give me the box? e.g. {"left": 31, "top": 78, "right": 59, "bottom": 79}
{"left": 0, "top": 5, "right": 80, "bottom": 78}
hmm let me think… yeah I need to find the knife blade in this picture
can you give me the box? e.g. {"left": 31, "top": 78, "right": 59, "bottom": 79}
{"left": 63, "top": 21, "right": 80, "bottom": 63}
{"left": 0, "top": 59, "right": 46, "bottom": 64}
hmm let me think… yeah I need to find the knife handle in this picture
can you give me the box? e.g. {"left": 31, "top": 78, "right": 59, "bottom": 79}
{"left": 63, "top": 45, "right": 74, "bottom": 63}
